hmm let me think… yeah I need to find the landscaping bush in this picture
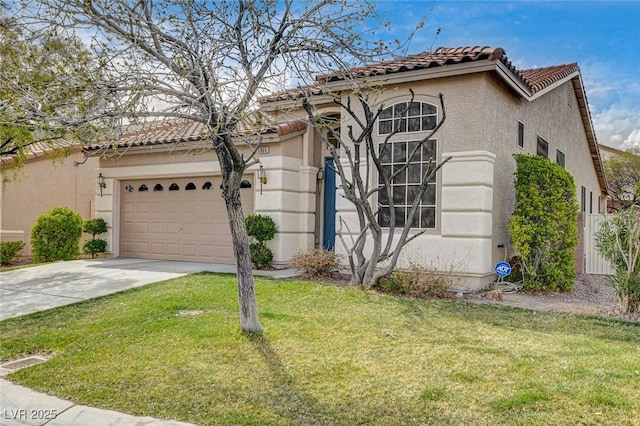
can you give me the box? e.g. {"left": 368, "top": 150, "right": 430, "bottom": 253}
{"left": 31, "top": 207, "right": 83, "bottom": 262}
{"left": 376, "top": 263, "right": 454, "bottom": 299}
{"left": 509, "top": 154, "right": 579, "bottom": 292}
{"left": 289, "top": 248, "right": 341, "bottom": 277}
{"left": 83, "top": 239, "right": 108, "bottom": 258}
{"left": 0, "top": 241, "right": 25, "bottom": 265}
{"left": 83, "top": 218, "right": 108, "bottom": 258}
{"left": 595, "top": 209, "right": 640, "bottom": 314}
{"left": 245, "top": 214, "right": 277, "bottom": 269}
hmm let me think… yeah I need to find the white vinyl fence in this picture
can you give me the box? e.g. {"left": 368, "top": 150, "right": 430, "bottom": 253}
{"left": 583, "top": 213, "right": 614, "bottom": 275}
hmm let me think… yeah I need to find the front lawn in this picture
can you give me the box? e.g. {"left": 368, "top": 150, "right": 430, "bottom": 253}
{"left": 1, "top": 273, "right": 638, "bottom": 425}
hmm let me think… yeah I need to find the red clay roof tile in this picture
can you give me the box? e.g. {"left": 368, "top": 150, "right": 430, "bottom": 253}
{"left": 260, "top": 46, "right": 579, "bottom": 102}
{"left": 83, "top": 114, "right": 306, "bottom": 151}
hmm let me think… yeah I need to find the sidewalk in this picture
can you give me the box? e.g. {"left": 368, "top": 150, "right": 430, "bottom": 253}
{"left": 0, "top": 379, "right": 194, "bottom": 426}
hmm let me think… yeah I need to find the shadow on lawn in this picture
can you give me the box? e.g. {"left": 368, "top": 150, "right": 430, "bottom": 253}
{"left": 245, "top": 332, "right": 337, "bottom": 424}
{"left": 392, "top": 297, "right": 640, "bottom": 344}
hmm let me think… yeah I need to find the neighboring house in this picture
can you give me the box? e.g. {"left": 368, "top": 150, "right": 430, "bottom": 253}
{"left": 0, "top": 146, "right": 99, "bottom": 256}
{"left": 85, "top": 46, "right": 607, "bottom": 289}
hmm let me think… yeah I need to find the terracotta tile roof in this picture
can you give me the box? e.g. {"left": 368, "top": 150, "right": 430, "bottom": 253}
{"left": 260, "top": 46, "right": 581, "bottom": 102}
{"left": 1, "top": 139, "right": 80, "bottom": 166}
{"left": 83, "top": 114, "right": 307, "bottom": 151}
{"left": 520, "top": 63, "right": 579, "bottom": 94}
{"left": 318, "top": 46, "right": 507, "bottom": 82}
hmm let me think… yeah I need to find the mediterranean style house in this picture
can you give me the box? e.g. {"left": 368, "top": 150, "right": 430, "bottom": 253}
{"left": 81, "top": 46, "right": 606, "bottom": 289}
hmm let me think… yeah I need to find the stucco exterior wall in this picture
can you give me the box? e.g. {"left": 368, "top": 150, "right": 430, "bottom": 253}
{"left": 0, "top": 151, "right": 98, "bottom": 255}
{"left": 478, "top": 74, "right": 604, "bottom": 267}
{"left": 97, "top": 135, "right": 316, "bottom": 265}
{"left": 307, "top": 69, "right": 604, "bottom": 285}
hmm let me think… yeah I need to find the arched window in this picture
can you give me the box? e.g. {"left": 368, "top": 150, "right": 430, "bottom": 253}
{"left": 185, "top": 182, "right": 196, "bottom": 190}
{"left": 169, "top": 183, "right": 180, "bottom": 191}
{"left": 153, "top": 184, "right": 164, "bottom": 191}
{"left": 378, "top": 101, "right": 437, "bottom": 135}
{"left": 202, "top": 181, "right": 213, "bottom": 190}
{"left": 240, "top": 180, "right": 252, "bottom": 188}
{"left": 138, "top": 184, "right": 149, "bottom": 192}
{"left": 124, "top": 185, "right": 134, "bottom": 193}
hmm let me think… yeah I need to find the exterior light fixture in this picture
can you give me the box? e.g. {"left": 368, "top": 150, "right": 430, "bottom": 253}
{"left": 257, "top": 164, "right": 267, "bottom": 195}
{"left": 97, "top": 173, "right": 106, "bottom": 197}
{"left": 316, "top": 168, "right": 324, "bottom": 182}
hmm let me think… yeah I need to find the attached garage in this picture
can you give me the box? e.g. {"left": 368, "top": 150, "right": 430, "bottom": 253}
{"left": 120, "top": 176, "right": 254, "bottom": 263}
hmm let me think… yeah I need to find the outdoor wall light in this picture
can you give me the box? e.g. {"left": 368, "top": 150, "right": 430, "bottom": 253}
{"left": 97, "top": 173, "right": 106, "bottom": 197}
{"left": 257, "top": 164, "right": 267, "bottom": 195}
{"left": 316, "top": 168, "right": 324, "bottom": 182}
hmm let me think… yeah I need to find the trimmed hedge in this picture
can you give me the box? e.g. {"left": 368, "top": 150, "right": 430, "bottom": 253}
{"left": 509, "top": 154, "right": 579, "bottom": 291}
{"left": 31, "top": 207, "right": 83, "bottom": 262}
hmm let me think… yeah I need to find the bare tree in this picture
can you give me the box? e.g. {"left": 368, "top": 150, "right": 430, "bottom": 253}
{"left": 303, "top": 89, "right": 450, "bottom": 286}
{"left": 15, "top": 0, "right": 419, "bottom": 332}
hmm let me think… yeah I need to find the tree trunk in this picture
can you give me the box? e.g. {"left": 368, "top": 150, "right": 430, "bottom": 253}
{"left": 218, "top": 160, "right": 262, "bottom": 333}
{"left": 224, "top": 184, "right": 263, "bottom": 333}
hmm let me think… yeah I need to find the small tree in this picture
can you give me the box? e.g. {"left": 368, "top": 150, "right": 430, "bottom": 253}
{"left": 509, "top": 154, "right": 579, "bottom": 291}
{"left": 83, "top": 218, "right": 108, "bottom": 258}
{"left": 31, "top": 207, "right": 83, "bottom": 262}
{"left": 303, "top": 89, "right": 449, "bottom": 287}
{"left": 595, "top": 210, "right": 640, "bottom": 314}
{"left": 603, "top": 148, "right": 640, "bottom": 211}
{"left": 245, "top": 214, "right": 277, "bottom": 269}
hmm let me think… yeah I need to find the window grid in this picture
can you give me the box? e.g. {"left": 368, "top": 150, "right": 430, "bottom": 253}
{"left": 378, "top": 102, "right": 437, "bottom": 135}
{"left": 378, "top": 139, "right": 437, "bottom": 229}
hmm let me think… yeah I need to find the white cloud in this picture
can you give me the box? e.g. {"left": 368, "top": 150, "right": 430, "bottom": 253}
{"left": 624, "top": 129, "right": 640, "bottom": 150}
{"left": 592, "top": 102, "right": 640, "bottom": 150}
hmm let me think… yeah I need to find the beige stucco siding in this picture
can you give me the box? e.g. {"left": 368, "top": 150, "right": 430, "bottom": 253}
{"left": 0, "top": 152, "right": 98, "bottom": 255}
{"left": 98, "top": 134, "right": 315, "bottom": 265}
{"left": 477, "top": 74, "right": 603, "bottom": 265}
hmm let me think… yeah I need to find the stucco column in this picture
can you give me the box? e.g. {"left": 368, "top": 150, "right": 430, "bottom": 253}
{"left": 440, "top": 150, "right": 496, "bottom": 288}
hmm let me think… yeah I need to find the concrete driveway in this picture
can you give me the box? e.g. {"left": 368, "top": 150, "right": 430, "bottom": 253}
{"left": 0, "top": 258, "right": 297, "bottom": 321}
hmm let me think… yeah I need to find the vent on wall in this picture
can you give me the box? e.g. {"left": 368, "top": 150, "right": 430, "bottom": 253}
{"left": 568, "top": 85, "right": 574, "bottom": 109}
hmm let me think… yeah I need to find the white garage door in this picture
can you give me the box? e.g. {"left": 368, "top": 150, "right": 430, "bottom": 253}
{"left": 120, "top": 176, "right": 254, "bottom": 263}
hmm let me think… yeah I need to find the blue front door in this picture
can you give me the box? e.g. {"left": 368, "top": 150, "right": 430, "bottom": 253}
{"left": 322, "top": 158, "right": 336, "bottom": 251}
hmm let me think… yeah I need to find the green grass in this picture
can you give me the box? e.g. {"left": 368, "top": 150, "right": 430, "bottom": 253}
{"left": 1, "top": 273, "right": 639, "bottom": 425}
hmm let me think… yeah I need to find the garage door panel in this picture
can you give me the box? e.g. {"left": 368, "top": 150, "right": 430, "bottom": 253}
{"left": 120, "top": 176, "right": 253, "bottom": 263}
{"left": 183, "top": 244, "right": 197, "bottom": 256}
{"left": 166, "top": 243, "right": 180, "bottom": 255}
{"left": 165, "top": 222, "right": 180, "bottom": 234}
{"left": 135, "top": 242, "right": 150, "bottom": 254}
{"left": 151, "top": 242, "right": 164, "bottom": 254}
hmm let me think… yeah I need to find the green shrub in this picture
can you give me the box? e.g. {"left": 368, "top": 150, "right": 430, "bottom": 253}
{"left": 0, "top": 241, "right": 25, "bottom": 265}
{"left": 595, "top": 210, "right": 640, "bottom": 314}
{"left": 83, "top": 238, "right": 108, "bottom": 258}
{"left": 509, "top": 154, "right": 579, "bottom": 292}
{"left": 31, "top": 207, "right": 83, "bottom": 262}
{"left": 249, "top": 242, "right": 273, "bottom": 269}
{"left": 289, "top": 248, "right": 341, "bottom": 277}
{"left": 245, "top": 214, "right": 277, "bottom": 269}
{"left": 83, "top": 218, "right": 108, "bottom": 236}
{"left": 83, "top": 218, "right": 108, "bottom": 258}
{"left": 245, "top": 214, "right": 277, "bottom": 243}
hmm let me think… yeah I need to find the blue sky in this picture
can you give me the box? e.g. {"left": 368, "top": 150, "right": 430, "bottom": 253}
{"left": 378, "top": 0, "right": 640, "bottom": 150}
